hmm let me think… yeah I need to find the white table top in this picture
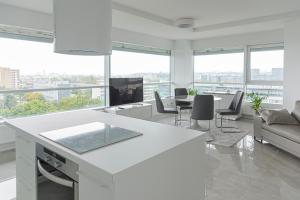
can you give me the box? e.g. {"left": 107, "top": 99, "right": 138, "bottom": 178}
{"left": 5, "top": 110, "right": 205, "bottom": 177}
{"left": 174, "top": 95, "right": 222, "bottom": 102}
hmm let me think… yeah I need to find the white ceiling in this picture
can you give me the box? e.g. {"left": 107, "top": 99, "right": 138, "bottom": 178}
{"left": 0, "top": 0, "right": 300, "bottom": 40}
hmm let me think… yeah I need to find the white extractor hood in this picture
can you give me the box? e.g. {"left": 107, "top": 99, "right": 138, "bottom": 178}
{"left": 53, "top": 0, "right": 112, "bottom": 56}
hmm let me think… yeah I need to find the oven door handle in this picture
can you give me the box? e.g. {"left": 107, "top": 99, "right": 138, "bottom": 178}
{"left": 37, "top": 160, "right": 74, "bottom": 188}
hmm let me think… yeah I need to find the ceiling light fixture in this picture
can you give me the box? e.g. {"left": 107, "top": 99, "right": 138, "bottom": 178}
{"left": 175, "top": 18, "right": 195, "bottom": 29}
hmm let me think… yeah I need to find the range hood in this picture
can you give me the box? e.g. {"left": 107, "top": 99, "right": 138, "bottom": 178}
{"left": 53, "top": 0, "right": 112, "bottom": 56}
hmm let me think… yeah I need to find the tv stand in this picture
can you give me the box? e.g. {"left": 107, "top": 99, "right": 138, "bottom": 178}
{"left": 104, "top": 103, "right": 152, "bottom": 120}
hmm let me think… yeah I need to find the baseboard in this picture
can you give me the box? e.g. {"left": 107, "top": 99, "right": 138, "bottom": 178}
{"left": 0, "top": 142, "right": 15, "bottom": 152}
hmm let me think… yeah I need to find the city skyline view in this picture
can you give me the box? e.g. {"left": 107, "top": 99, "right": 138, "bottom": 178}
{"left": 0, "top": 36, "right": 284, "bottom": 118}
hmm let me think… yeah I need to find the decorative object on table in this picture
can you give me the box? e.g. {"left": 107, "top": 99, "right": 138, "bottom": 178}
{"left": 187, "top": 88, "right": 198, "bottom": 96}
{"left": 215, "top": 91, "right": 244, "bottom": 133}
{"left": 175, "top": 88, "right": 193, "bottom": 122}
{"left": 246, "top": 92, "right": 267, "bottom": 114}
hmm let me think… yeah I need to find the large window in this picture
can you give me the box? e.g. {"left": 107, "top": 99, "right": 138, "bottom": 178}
{"left": 247, "top": 45, "right": 284, "bottom": 104}
{"left": 193, "top": 44, "right": 284, "bottom": 104}
{"left": 0, "top": 37, "right": 105, "bottom": 118}
{"left": 194, "top": 50, "right": 244, "bottom": 93}
{"left": 110, "top": 50, "right": 171, "bottom": 100}
{"left": 249, "top": 47, "right": 284, "bottom": 82}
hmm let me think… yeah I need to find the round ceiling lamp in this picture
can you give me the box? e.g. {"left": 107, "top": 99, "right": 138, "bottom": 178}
{"left": 175, "top": 18, "right": 195, "bottom": 29}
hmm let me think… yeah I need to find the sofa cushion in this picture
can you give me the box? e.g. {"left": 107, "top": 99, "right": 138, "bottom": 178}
{"left": 260, "top": 109, "right": 300, "bottom": 125}
{"left": 292, "top": 101, "right": 300, "bottom": 122}
{"left": 262, "top": 123, "right": 300, "bottom": 144}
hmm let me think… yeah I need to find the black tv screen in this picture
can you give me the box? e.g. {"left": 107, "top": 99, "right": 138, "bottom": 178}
{"left": 109, "top": 78, "right": 143, "bottom": 106}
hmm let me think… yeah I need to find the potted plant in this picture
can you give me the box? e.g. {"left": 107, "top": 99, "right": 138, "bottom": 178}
{"left": 246, "top": 92, "right": 267, "bottom": 115}
{"left": 187, "top": 88, "right": 198, "bottom": 96}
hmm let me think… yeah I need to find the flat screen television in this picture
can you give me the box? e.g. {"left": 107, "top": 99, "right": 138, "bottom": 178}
{"left": 109, "top": 78, "right": 143, "bottom": 106}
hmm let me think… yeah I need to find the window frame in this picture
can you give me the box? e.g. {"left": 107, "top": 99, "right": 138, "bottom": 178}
{"left": 0, "top": 29, "right": 173, "bottom": 112}
{"left": 193, "top": 43, "right": 284, "bottom": 105}
{"left": 246, "top": 43, "right": 284, "bottom": 86}
{"left": 193, "top": 48, "right": 245, "bottom": 89}
{"left": 109, "top": 43, "right": 172, "bottom": 101}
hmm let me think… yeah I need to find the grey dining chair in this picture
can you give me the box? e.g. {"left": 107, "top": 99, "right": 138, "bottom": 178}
{"left": 175, "top": 88, "right": 193, "bottom": 121}
{"left": 154, "top": 91, "right": 179, "bottom": 126}
{"left": 215, "top": 91, "right": 244, "bottom": 133}
{"left": 190, "top": 95, "right": 214, "bottom": 132}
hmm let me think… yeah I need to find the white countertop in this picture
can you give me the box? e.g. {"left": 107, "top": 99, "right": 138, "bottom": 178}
{"left": 5, "top": 110, "right": 205, "bottom": 177}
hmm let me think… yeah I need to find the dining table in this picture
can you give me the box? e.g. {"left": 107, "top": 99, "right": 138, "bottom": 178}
{"left": 172, "top": 95, "right": 223, "bottom": 130}
{"left": 174, "top": 95, "right": 222, "bottom": 103}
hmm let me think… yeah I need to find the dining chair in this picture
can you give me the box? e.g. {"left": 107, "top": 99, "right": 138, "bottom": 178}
{"left": 215, "top": 91, "right": 244, "bottom": 133}
{"left": 175, "top": 88, "right": 192, "bottom": 121}
{"left": 154, "top": 91, "right": 179, "bottom": 126}
{"left": 190, "top": 95, "right": 214, "bottom": 132}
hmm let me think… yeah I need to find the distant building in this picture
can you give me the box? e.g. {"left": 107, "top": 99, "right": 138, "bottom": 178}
{"left": 0, "top": 67, "right": 20, "bottom": 89}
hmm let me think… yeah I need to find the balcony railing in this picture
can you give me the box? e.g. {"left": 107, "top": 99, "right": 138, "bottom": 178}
{"left": 0, "top": 86, "right": 106, "bottom": 119}
{"left": 193, "top": 82, "right": 283, "bottom": 104}
{"left": 0, "top": 82, "right": 172, "bottom": 119}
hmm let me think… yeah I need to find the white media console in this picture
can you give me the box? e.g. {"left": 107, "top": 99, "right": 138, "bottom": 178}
{"left": 103, "top": 103, "right": 153, "bottom": 120}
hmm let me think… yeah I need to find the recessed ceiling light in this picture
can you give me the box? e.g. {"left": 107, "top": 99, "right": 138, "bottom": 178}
{"left": 175, "top": 18, "right": 195, "bottom": 29}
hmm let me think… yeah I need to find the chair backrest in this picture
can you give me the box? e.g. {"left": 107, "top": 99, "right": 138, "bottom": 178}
{"left": 175, "top": 88, "right": 188, "bottom": 96}
{"left": 228, "top": 91, "right": 244, "bottom": 114}
{"left": 191, "top": 95, "right": 214, "bottom": 120}
{"left": 154, "top": 91, "right": 165, "bottom": 113}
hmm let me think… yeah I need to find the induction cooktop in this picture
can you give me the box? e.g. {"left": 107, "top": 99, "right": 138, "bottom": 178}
{"left": 39, "top": 122, "right": 143, "bottom": 154}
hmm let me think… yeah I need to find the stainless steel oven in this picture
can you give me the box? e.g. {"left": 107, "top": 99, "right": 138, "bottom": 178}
{"left": 36, "top": 144, "right": 79, "bottom": 200}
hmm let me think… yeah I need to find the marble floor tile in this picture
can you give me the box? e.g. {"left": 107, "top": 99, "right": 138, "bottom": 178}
{"left": 151, "top": 114, "right": 300, "bottom": 200}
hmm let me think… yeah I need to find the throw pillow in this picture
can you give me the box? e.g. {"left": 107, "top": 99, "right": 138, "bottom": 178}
{"left": 260, "top": 109, "right": 300, "bottom": 125}
{"left": 292, "top": 101, "right": 300, "bottom": 122}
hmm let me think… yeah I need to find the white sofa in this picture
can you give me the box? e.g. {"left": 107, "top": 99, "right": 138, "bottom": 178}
{"left": 254, "top": 101, "right": 300, "bottom": 158}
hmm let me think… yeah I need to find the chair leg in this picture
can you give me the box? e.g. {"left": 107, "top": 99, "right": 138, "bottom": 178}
{"left": 215, "top": 114, "right": 241, "bottom": 132}
{"left": 220, "top": 116, "right": 241, "bottom": 133}
{"left": 180, "top": 110, "right": 182, "bottom": 122}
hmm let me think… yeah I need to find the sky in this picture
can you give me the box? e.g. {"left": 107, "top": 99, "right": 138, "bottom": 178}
{"left": 194, "top": 50, "right": 284, "bottom": 73}
{"left": 111, "top": 50, "right": 170, "bottom": 75}
{"left": 0, "top": 37, "right": 169, "bottom": 76}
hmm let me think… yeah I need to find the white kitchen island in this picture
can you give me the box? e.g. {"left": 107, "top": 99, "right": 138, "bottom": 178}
{"left": 5, "top": 109, "right": 207, "bottom": 200}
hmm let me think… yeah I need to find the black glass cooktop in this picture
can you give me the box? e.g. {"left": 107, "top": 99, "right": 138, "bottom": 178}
{"left": 39, "top": 122, "right": 143, "bottom": 154}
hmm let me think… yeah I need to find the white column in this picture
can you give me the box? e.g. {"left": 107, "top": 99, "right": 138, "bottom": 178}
{"left": 172, "top": 40, "right": 194, "bottom": 89}
{"left": 284, "top": 18, "right": 300, "bottom": 111}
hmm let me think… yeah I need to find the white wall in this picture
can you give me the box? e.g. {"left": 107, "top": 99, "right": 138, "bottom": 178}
{"left": 193, "top": 29, "right": 284, "bottom": 50}
{"left": 283, "top": 18, "right": 300, "bottom": 111}
{"left": 172, "top": 40, "right": 194, "bottom": 89}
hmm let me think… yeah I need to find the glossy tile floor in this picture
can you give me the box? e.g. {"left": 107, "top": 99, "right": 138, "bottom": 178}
{"left": 0, "top": 115, "right": 300, "bottom": 200}
{"left": 151, "top": 114, "right": 300, "bottom": 200}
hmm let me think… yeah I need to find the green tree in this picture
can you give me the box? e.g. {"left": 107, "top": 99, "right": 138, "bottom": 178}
{"left": 3, "top": 94, "right": 18, "bottom": 109}
{"left": 0, "top": 92, "right": 102, "bottom": 118}
{"left": 24, "top": 92, "right": 44, "bottom": 101}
